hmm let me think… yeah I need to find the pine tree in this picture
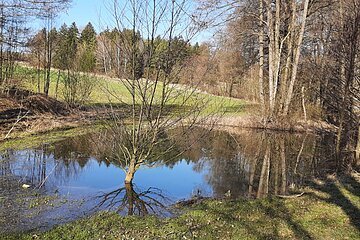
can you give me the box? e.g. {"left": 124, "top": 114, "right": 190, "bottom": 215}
{"left": 80, "top": 22, "right": 96, "bottom": 47}
{"left": 53, "top": 23, "right": 69, "bottom": 70}
{"left": 77, "top": 22, "right": 97, "bottom": 72}
{"left": 67, "top": 22, "right": 79, "bottom": 67}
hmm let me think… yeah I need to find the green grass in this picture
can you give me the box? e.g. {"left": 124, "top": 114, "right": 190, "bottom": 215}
{"left": 3, "top": 175, "right": 359, "bottom": 240}
{"left": 0, "top": 124, "right": 101, "bottom": 152}
{"left": 14, "top": 64, "right": 247, "bottom": 116}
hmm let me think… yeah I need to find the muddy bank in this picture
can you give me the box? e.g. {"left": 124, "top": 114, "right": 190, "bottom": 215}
{"left": 0, "top": 89, "right": 118, "bottom": 140}
{"left": 210, "top": 115, "right": 336, "bottom": 134}
{"left": 0, "top": 87, "right": 336, "bottom": 142}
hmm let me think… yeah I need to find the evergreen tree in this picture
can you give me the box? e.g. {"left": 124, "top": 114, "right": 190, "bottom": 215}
{"left": 53, "top": 23, "right": 68, "bottom": 70}
{"left": 80, "top": 22, "right": 96, "bottom": 47}
{"left": 77, "top": 22, "right": 97, "bottom": 72}
{"left": 67, "top": 22, "right": 79, "bottom": 66}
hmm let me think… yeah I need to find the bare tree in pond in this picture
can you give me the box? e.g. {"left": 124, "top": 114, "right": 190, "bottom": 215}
{"left": 99, "top": 0, "right": 217, "bottom": 185}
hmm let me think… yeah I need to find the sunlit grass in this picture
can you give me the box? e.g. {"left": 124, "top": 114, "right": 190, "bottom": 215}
{"left": 14, "top": 64, "right": 247, "bottom": 116}
{"left": 0, "top": 125, "right": 101, "bottom": 152}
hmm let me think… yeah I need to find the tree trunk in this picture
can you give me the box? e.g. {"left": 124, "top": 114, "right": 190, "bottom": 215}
{"left": 37, "top": 51, "right": 41, "bottom": 93}
{"left": 273, "top": 0, "right": 281, "bottom": 114}
{"left": 302, "top": 86, "right": 307, "bottom": 121}
{"left": 125, "top": 159, "right": 137, "bottom": 184}
{"left": 283, "top": 0, "right": 310, "bottom": 116}
{"left": 55, "top": 69, "right": 60, "bottom": 99}
{"left": 258, "top": 0, "right": 265, "bottom": 115}
{"left": 267, "top": 0, "right": 275, "bottom": 116}
{"left": 279, "top": 0, "right": 296, "bottom": 113}
{"left": 44, "top": 32, "right": 52, "bottom": 97}
{"left": 228, "top": 79, "right": 234, "bottom": 98}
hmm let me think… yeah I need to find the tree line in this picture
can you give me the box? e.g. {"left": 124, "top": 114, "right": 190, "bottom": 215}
{"left": 26, "top": 22, "right": 200, "bottom": 98}
{"left": 0, "top": 0, "right": 71, "bottom": 91}
{"left": 194, "top": 0, "right": 359, "bottom": 171}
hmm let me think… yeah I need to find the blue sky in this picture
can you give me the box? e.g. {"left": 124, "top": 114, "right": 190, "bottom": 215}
{"left": 58, "top": 0, "right": 105, "bottom": 31}
{"left": 39, "top": 0, "right": 211, "bottom": 43}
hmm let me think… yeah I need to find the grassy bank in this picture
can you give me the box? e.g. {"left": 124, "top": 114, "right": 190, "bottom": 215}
{"left": 0, "top": 64, "right": 249, "bottom": 141}
{"left": 3, "top": 174, "right": 359, "bottom": 240}
{"left": 14, "top": 64, "right": 247, "bottom": 116}
{"left": 0, "top": 124, "right": 101, "bottom": 151}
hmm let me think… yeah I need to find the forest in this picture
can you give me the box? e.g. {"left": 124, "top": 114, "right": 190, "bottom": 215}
{"left": 0, "top": 0, "right": 359, "bottom": 239}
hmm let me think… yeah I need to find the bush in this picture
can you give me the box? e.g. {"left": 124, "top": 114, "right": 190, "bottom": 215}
{"left": 62, "top": 71, "right": 96, "bottom": 106}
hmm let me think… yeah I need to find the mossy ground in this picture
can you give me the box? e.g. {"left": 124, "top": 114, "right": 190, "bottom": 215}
{"left": 2, "top": 174, "right": 359, "bottom": 240}
{"left": 0, "top": 124, "right": 102, "bottom": 151}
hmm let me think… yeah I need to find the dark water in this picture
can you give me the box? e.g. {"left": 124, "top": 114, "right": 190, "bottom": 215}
{"left": 0, "top": 127, "right": 353, "bottom": 233}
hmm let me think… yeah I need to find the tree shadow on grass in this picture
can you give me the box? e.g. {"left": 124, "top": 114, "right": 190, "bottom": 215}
{"left": 308, "top": 174, "right": 360, "bottom": 232}
{"left": 192, "top": 198, "right": 313, "bottom": 239}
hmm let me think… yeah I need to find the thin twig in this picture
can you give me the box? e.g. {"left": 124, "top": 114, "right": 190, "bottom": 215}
{"left": 4, "top": 109, "right": 30, "bottom": 139}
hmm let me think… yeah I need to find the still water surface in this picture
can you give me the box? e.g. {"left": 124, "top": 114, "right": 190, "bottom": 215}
{"left": 0, "top": 128, "right": 340, "bottom": 233}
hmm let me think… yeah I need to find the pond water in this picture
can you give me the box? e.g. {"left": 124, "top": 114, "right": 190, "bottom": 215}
{"left": 0, "top": 127, "right": 350, "bottom": 234}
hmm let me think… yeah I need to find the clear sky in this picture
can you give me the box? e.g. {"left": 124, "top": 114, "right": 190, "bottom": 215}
{"left": 58, "top": 0, "right": 105, "bottom": 31}
{"left": 47, "top": 0, "right": 211, "bottom": 43}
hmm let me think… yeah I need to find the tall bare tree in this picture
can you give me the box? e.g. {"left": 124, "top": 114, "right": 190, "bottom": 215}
{"left": 100, "top": 0, "right": 215, "bottom": 184}
{"left": 37, "top": 0, "right": 71, "bottom": 96}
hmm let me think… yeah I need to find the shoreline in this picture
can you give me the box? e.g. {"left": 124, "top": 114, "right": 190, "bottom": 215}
{"left": 0, "top": 112, "right": 337, "bottom": 145}
{"left": 211, "top": 115, "right": 336, "bottom": 134}
{"left": 3, "top": 173, "right": 359, "bottom": 240}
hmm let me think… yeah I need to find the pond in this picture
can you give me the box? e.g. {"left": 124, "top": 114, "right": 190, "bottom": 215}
{"left": 0, "top": 127, "right": 349, "bottom": 234}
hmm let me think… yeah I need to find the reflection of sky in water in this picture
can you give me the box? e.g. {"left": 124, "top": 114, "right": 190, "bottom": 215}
{"left": 1, "top": 130, "right": 340, "bottom": 233}
{"left": 3, "top": 151, "right": 212, "bottom": 202}
{"left": 57, "top": 158, "right": 212, "bottom": 200}
{"left": 1, "top": 150, "right": 214, "bottom": 232}
{"left": 135, "top": 159, "right": 212, "bottom": 199}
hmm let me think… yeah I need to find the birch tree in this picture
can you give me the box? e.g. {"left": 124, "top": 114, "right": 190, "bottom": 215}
{"left": 197, "top": 0, "right": 311, "bottom": 120}
{"left": 258, "top": 0, "right": 310, "bottom": 118}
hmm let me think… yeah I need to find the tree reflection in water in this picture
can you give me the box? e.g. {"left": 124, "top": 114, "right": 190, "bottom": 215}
{"left": 0, "top": 145, "right": 85, "bottom": 190}
{"left": 2, "top": 127, "right": 359, "bottom": 234}
{"left": 95, "top": 183, "right": 171, "bottom": 216}
{"left": 178, "top": 127, "right": 351, "bottom": 199}
{"left": 1, "top": 127, "right": 356, "bottom": 201}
